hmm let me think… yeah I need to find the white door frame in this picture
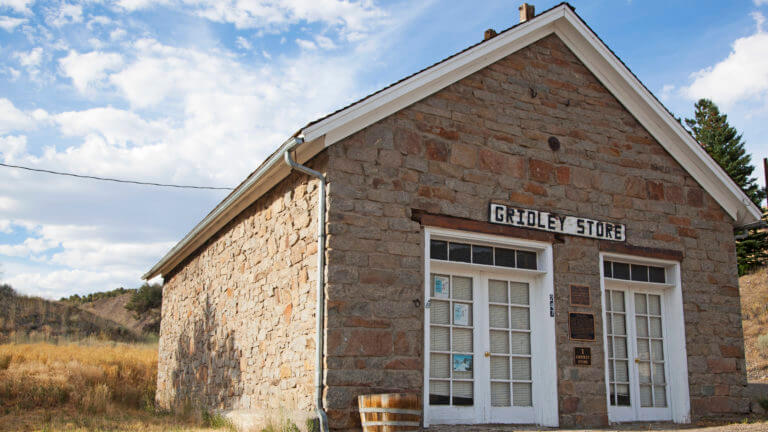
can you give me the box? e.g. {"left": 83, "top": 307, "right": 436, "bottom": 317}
{"left": 599, "top": 252, "right": 691, "bottom": 424}
{"left": 423, "top": 227, "right": 558, "bottom": 427}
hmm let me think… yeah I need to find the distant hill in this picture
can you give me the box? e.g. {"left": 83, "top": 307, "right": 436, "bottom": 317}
{"left": 741, "top": 267, "right": 768, "bottom": 382}
{"left": 0, "top": 283, "right": 161, "bottom": 343}
{"left": 0, "top": 290, "right": 139, "bottom": 343}
{"left": 78, "top": 292, "right": 160, "bottom": 335}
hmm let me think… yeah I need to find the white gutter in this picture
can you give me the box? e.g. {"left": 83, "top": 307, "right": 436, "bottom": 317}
{"left": 283, "top": 136, "right": 329, "bottom": 432}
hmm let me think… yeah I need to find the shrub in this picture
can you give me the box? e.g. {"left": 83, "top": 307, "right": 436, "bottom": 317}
{"left": 0, "top": 283, "right": 16, "bottom": 298}
{"left": 758, "top": 334, "right": 768, "bottom": 353}
{"left": 0, "top": 354, "right": 10, "bottom": 370}
{"left": 125, "top": 283, "right": 163, "bottom": 317}
{"left": 203, "top": 411, "right": 236, "bottom": 431}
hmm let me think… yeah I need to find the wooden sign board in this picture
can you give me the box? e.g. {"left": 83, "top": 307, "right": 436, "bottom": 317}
{"left": 489, "top": 203, "right": 626, "bottom": 242}
{"left": 568, "top": 312, "right": 595, "bottom": 341}
{"left": 570, "top": 285, "right": 590, "bottom": 307}
{"left": 574, "top": 347, "right": 591, "bottom": 366}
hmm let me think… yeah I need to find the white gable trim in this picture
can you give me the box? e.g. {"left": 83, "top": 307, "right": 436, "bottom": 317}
{"left": 145, "top": 4, "right": 760, "bottom": 279}
{"left": 303, "top": 4, "right": 759, "bottom": 226}
{"left": 554, "top": 11, "right": 761, "bottom": 225}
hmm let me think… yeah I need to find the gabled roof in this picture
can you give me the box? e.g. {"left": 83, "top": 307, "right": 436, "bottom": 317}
{"left": 144, "top": 2, "right": 762, "bottom": 280}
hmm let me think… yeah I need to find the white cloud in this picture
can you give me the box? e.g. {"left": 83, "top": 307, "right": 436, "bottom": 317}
{"left": 0, "top": 0, "right": 33, "bottom": 14}
{"left": 113, "top": 0, "right": 386, "bottom": 40}
{"left": 315, "top": 35, "right": 337, "bottom": 50}
{"left": 46, "top": 3, "right": 83, "bottom": 27}
{"left": 6, "top": 269, "right": 138, "bottom": 299}
{"left": 235, "top": 36, "right": 252, "bottom": 50}
{"left": 14, "top": 46, "right": 43, "bottom": 77}
{"left": 114, "top": 0, "right": 171, "bottom": 12}
{"left": 0, "top": 15, "right": 25, "bottom": 31}
{"left": 87, "top": 15, "right": 112, "bottom": 29}
{"left": 110, "top": 28, "right": 126, "bottom": 40}
{"left": 59, "top": 50, "right": 124, "bottom": 93}
{"left": 0, "top": 99, "right": 39, "bottom": 133}
{"left": 0, "top": 134, "right": 28, "bottom": 160}
{"left": 53, "top": 107, "right": 168, "bottom": 147}
{"left": 755, "top": 0, "right": 768, "bottom": 6}
{"left": 0, "top": 236, "right": 59, "bottom": 257}
{"left": 0, "top": 196, "right": 18, "bottom": 212}
{"left": 683, "top": 13, "right": 768, "bottom": 108}
{"left": 659, "top": 84, "right": 675, "bottom": 102}
{"left": 295, "top": 38, "right": 316, "bottom": 50}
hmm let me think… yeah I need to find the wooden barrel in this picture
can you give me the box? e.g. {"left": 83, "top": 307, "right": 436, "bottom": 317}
{"left": 358, "top": 393, "right": 422, "bottom": 431}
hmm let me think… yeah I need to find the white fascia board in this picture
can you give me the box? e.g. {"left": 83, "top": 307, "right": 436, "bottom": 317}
{"left": 301, "top": 6, "right": 567, "bottom": 145}
{"left": 554, "top": 10, "right": 761, "bottom": 226}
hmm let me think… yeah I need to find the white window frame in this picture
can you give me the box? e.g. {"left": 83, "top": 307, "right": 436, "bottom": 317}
{"left": 423, "top": 227, "right": 558, "bottom": 427}
{"left": 599, "top": 252, "right": 691, "bottom": 424}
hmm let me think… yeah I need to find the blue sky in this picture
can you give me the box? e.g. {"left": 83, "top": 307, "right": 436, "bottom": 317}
{"left": 1, "top": 0, "right": 767, "bottom": 298}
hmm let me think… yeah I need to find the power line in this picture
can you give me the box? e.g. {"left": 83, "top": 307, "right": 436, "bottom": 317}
{"left": 0, "top": 162, "right": 234, "bottom": 191}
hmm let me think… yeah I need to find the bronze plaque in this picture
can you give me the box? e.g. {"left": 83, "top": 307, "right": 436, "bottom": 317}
{"left": 570, "top": 284, "right": 590, "bottom": 307}
{"left": 568, "top": 312, "right": 595, "bottom": 341}
{"left": 574, "top": 347, "right": 591, "bottom": 366}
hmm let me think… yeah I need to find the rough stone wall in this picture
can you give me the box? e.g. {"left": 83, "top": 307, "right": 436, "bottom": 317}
{"left": 323, "top": 34, "right": 746, "bottom": 429}
{"left": 156, "top": 161, "right": 325, "bottom": 421}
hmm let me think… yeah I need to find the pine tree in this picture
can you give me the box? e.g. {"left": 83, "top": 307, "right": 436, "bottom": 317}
{"left": 685, "top": 98, "right": 767, "bottom": 275}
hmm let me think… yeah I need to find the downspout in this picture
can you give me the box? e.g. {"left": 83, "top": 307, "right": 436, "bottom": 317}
{"left": 283, "top": 136, "right": 329, "bottom": 432}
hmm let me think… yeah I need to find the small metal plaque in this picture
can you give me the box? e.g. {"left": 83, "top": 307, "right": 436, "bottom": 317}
{"left": 574, "top": 347, "right": 591, "bottom": 366}
{"left": 568, "top": 312, "right": 595, "bottom": 341}
{"left": 570, "top": 285, "right": 590, "bottom": 307}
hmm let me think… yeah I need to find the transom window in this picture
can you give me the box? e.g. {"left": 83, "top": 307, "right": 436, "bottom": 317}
{"left": 604, "top": 260, "right": 665, "bottom": 284}
{"left": 430, "top": 239, "right": 537, "bottom": 270}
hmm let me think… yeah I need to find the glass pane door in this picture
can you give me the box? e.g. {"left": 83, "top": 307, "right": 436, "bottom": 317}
{"left": 429, "top": 273, "right": 475, "bottom": 408}
{"left": 486, "top": 278, "right": 535, "bottom": 423}
{"left": 605, "top": 285, "right": 672, "bottom": 422}
{"left": 488, "top": 280, "right": 532, "bottom": 407}
{"left": 606, "top": 290, "right": 631, "bottom": 407}
{"left": 634, "top": 293, "right": 668, "bottom": 410}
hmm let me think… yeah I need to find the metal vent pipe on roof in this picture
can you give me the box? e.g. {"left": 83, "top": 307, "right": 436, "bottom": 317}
{"left": 283, "top": 137, "right": 329, "bottom": 432}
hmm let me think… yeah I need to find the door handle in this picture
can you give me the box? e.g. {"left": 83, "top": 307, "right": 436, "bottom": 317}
{"left": 484, "top": 351, "right": 491, "bottom": 357}
{"left": 635, "top": 358, "right": 640, "bottom": 363}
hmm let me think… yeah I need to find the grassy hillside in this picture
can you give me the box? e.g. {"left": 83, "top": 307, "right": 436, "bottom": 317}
{"left": 0, "top": 290, "right": 140, "bottom": 344}
{"left": 741, "top": 267, "right": 768, "bottom": 382}
{"left": 78, "top": 293, "right": 161, "bottom": 335}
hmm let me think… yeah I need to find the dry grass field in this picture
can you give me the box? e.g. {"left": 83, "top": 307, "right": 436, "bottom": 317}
{"left": 0, "top": 340, "right": 230, "bottom": 431}
{"left": 740, "top": 267, "right": 768, "bottom": 382}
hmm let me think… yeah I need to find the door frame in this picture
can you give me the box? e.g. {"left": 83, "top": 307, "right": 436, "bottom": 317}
{"left": 599, "top": 252, "right": 691, "bottom": 424}
{"left": 423, "top": 227, "right": 558, "bottom": 427}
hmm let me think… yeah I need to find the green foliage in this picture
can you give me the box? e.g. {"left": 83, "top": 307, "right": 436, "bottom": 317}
{"left": 0, "top": 284, "right": 16, "bottom": 298}
{"left": 685, "top": 99, "right": 768, "bottom": 275}
{"left": 260, "top": 419, "right": 301, "bottom": 432}
{"left": 125, "top": 283, "right": 163, "bottom": 317}
{"left": 738, "top": 220, "right": 768, "bottom": 276}
{"left": 685, "top": 99, "right": 765, "bottom": 206}
{"left": 59, "top": 287, "right": 133, "bottom": 304}
{"left": 202, "top": 411, "right": 236, "bottom": 431}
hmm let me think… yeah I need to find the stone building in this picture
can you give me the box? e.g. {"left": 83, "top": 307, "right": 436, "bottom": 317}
{"left": 145, "top": 3, "right": 762, "bottom": 430}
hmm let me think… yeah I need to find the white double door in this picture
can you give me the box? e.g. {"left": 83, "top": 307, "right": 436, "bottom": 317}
{"left": 605, "top": 282, "right": 672, "bottom": 422}
{"left": 426, "top": 264, "right": 545, "bottom": 425}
